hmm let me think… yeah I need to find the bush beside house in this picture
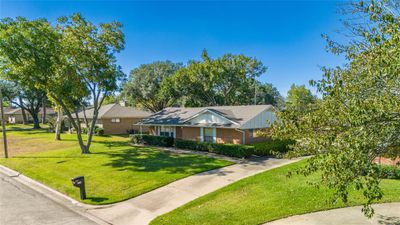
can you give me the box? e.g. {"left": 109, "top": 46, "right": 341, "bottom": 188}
{"left": 131, "top": 134, "right": 174, "bottom": 147}
{"left": 174, "top": 139, "right": 254, "bottom": 158}
{"left": 377, "top": 165, "right": 400, "bottom": 179}
{"left": 130, "top": 134, "right": 254, "bottom": 158}
{"left": 251, "top": 139, "right": 295, "bottom": 156}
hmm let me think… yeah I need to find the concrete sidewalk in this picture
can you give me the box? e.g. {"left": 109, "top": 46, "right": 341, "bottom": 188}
{"left": 264, "top": 202, "right": 400, "bottom": 225}
{"left": 87, "top": 157, "right": 301, "bottom": 225}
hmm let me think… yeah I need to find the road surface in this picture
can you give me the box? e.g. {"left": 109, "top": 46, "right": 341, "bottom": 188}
{"left": 0, "top": 172, "right": 97, "bottom": 225}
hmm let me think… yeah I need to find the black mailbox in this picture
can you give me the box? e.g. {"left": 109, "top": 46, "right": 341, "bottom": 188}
{"left": 71, "top": 176, "right": 86, "bottom": 200}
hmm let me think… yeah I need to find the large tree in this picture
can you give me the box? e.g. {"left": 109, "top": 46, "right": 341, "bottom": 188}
{"left": 0, "top": 81, "right": 46, "bottom": 129}
{"left": 273, "top": 0, "right": 400, "bottom": 217}
{"left": 170, "top": 50, "right": 267, "bottom": 107}
{"left": 255, "top": 82, "right": 285, "bottom": 109}
{"left": 123, "top": 61, "right": 183, "bottom": 112}
{"left": 285, "top": 84, "right": 317, "bottom": 111}
{"left": 0, "top": 14, "right": 124, "bottom": 154}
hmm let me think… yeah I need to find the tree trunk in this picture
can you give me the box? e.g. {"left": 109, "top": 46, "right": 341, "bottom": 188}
{"left": 42, "top": 101, "right": 47, "bottom": 124}
{"left": 50, "top": 94, "right": 90, "bottom": 154}
{"left": 19, "top": 96, "right": 28, "bottom": 125}
{"left": 55, "top": 108, "right": 62, "bottom": 141}
{"left": 85, "top": 112, "right": 98, "bottom": 152}
{"left": 32, "top": 113, "right": 41, "bottom": 129}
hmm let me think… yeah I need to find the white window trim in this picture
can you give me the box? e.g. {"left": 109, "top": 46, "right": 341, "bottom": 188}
{"left": 111, "top": 118, "right": 121, "bottom": 123}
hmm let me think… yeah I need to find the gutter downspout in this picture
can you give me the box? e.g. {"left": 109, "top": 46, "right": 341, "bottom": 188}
{"left": 235, "top": 128, "right": 246, "bottom": 145}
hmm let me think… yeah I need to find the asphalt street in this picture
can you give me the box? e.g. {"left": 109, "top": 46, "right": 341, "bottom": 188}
{"left": 0, "top": 172, "right": 97, "bottom": 225}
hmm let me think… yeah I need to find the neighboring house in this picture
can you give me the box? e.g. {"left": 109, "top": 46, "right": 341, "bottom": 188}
{"left": 74, "top": 103, "right": 152, "bottom": 135}
{"left": 5, "top": 107, "right": 56, "bottom": 124}
{"left": 137, "top": 105, "right": 277, "bottom": 144}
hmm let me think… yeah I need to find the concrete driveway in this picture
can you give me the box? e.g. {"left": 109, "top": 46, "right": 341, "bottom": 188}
{"left": 0, "top": 172, "right": 97, "bottom": 225}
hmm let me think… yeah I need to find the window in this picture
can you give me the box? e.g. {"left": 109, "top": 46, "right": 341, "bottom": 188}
{"left": 160, "top": 126, "right": 174, "bottom": 137}
{"left": 249, "top": 129, "right": 254, "bottom": 138}
{"left": 111, "top": 118, "right": 120, "bottom": 123}
{"left": 203, "top": 128, "right": 214, "bottom": 143}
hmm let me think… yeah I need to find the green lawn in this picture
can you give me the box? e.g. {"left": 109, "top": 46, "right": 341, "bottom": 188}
{"left": 0, "top": 126, "right": 232, "bottom": 204}
{"left": 151, "top": 160, "right": 400, "bottom": 225}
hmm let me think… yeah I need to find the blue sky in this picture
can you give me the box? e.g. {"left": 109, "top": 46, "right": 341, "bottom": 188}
{"left": 0, "top": 0, "right": 348, "bottom": 96}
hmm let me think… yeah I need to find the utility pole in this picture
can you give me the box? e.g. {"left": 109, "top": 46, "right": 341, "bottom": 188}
{"left": 0, "top": 88, "right": 8, "bottom": 158}
{"left": 254, "top": 75, "right": 257, "bottom": 105}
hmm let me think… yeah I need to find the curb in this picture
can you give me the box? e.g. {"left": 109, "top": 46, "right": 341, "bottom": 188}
{"left": 0, "top": 165, "right": 111, "bottom": 225}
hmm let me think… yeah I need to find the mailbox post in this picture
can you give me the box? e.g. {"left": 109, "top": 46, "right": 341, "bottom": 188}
{"left": 71, "top": 176, "right": 86, "bottom": 200}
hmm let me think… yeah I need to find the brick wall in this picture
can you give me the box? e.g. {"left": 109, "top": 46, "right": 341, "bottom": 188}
{"left": 216, "top": 128, "right": 242, "bottom": 144}
{"left": 373, "top": 156, "right": 400, "bottom": 166}
{"left": 102, "top": 118, "right": 148, "bottom": 135}
{"left": 180, "top": 127, "right": 201, "bottom": 141}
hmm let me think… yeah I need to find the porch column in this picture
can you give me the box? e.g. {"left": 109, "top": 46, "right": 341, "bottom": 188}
{"left": 200, "top": 127, "right": 204, "bottom": 142}
{"left": 212, "top": 128, "right": 216, "bottom": 143}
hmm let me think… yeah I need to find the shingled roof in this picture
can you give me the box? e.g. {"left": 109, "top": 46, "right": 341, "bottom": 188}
{"left": 75, "top": 104, "right": 151, "bottom": 119}
{"left": 138, "top": 105, "right": 273, "bottom": 128}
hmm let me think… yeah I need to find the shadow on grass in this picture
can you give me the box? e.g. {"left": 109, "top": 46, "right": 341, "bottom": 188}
{"left": 92, "top": 140, "right": 130, "bottom": 148}
{"left": 86, "top": 196, "right": 109, "bottom": 203}
{"left": 94, "top": 148, "right": 225, "bottom": 174}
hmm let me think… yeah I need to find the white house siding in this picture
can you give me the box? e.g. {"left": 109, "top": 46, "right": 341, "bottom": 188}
{"left": 241, "top": 110, "right": 277, "bottom": 129}
{"left": 188, "top": 112, "right": 231, "bottom": 125}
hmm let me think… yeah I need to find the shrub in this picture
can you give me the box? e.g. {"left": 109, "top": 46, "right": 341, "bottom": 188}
{"left": 175, "top": 139, "right": 211, "bottom": 151}
{"left": 377, "top": 165, "right": 400, "bottom": 179}
{"left": 47, "top": 117, "right": 67, "bottom": 133}
{"left": 210, "top": 144, "right": 254, "bottom": 158}
{"left": 175, "top": 139, "right": 254, "bottom": 158}
{"left": 126, "top": 128, "right": 138, "bottom": 135}
{"left": 251, "top": 139, "right": 295, "bottom": 156}
{"left": 131, "top": 134, "right": 174, "bottom": 147}
{"left": 95, "top": 127, "right": 105, "bottom": 136}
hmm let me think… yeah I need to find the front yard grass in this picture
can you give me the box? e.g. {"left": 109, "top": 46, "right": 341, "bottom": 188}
{"left": 0, "top": 126, "right": 232, "bottom": 204}
{"left": 151, "top": 160, "right": 400, "bottom": 225}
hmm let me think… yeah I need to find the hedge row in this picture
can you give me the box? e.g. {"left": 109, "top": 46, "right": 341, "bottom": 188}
{"left": 175, "top": 139, "right": 254, "bottom": 158}
{"left": 130, "top": 134, "right": 254, "bottom": 158}
{"left": 377, "top": 165, "right": 400, "bottom": 179}
{"left": 251, "top": 139, "right": 295, "bottom": 156}
{"left": 131, "top": 134, "right": 174, "bottom": 147}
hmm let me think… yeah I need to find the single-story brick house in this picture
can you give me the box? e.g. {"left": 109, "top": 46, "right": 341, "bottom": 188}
{"left": 137, "top": 105, "right": 277, "bottom": 144}
{"left": 75, "top": 103, "right": 152, "bottom": 135}
{"left": 5, "top": 107, "right": 56, "bottom": 124}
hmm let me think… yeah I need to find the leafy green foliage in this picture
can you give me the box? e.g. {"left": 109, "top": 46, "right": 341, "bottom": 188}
{"left": 94, "top": 127, "right": 104, "bottom": 136}
{"left": 286, "top": 84, "right": 317, "bottom": 111}
{"left": 123, "top": 61, "right": 183, "bottom": 112}
{"left": 131, "top": 134, "right": 174, "bottom": 147}
{"left": 250, "top": 139, "right": 295, "bottom": 157}
{"left": 377, "top": 165, "right": 400, "bottom": 180}
{"left": 175, "top": 139, "right": 254, "bottom": 158}
{"left": 272, "top": 0, "right": 400, "bottom": 217}
{"left": 0, "top": 81, "right": 46, "bottom": 129}
{"left": 0, "top": 14, "right": 125, "bottom": 153}
{"left": 169, "top": 49, "right": 268, "bottom": 107}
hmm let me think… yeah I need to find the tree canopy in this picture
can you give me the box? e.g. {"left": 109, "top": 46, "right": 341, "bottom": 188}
{"left": 0, "top": 14, "right": 125, "bottom": 153}
{"left": 272, "top": 0, "right": 400, "bottom": 217}
{"left": 123, "top": 61, "right": 183, "bottom": 112}
{"left": 285, "top": 84, "right": 317, "bottom": 111}
{"left": 169, "top": 50, "right": 268, "bottom": 107}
